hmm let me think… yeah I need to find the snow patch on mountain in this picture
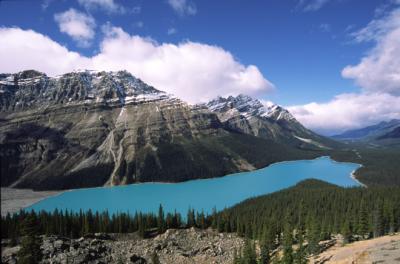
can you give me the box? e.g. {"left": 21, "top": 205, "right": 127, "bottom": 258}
{"left": 205, "top": 94, "right": 295, "bottom": 122}
{"left": 0, "top": 70, "right": 178, "bottom": 111}
{"left": 294, "top": 135, "right": 329, "bottom": 149}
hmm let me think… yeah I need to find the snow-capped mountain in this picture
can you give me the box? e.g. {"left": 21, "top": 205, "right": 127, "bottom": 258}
{"left": 205, "top": 94, "right": 333, "bottom": 148}
{"left": 206, "top": 94, "right": 295, "bottom": 122}
{"left": 0, "top": 70, "right": 336, "bottom": 190}
{"left": 0, "top": 70, "right": 177, "bottom": 111}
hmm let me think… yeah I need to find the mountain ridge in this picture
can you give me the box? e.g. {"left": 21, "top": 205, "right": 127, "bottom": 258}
{"left": 332, "top": 119, "right": 400, "bottom": 141}
{"left": 1, "top": 70, "right": 332, "bottom": 190}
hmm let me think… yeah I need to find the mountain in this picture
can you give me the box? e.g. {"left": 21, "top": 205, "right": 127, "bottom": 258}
{"left": 332, "top": 119, "right": 400, "bottom": 141}
{"left": 1, "top": 70, "right": 328, "bottom": 190}
{"left": 205, "top": 94, "right": 336, "bottom": 149}
{"left": 377, "top": 126, "right": 400, "bottom": 139}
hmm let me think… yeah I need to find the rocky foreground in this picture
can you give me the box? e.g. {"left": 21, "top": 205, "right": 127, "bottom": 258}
{"left": 3, "top": 227, "right": 399, "bottom": 264}
{"left": 1, "top": 228, "right": 244, "bottom": 264}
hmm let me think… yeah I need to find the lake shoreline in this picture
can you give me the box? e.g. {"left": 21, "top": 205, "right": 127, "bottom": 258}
{"left": 350, "top": 165, "right": 367, "bottom": 187}
{"left": 2, "top": 156, "right": 363, "bottom": 216}
{"left": 1, "top": 188, "right": 63, "bottom": 216}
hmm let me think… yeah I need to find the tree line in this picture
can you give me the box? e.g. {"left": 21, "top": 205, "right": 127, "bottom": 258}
{"left": 2, "top": 179, "right": 399, "bottom": 263}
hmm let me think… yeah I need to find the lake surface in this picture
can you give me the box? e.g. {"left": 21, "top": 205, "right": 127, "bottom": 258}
{"left": 27, "top": 156, "right": 361, "bottom": 216}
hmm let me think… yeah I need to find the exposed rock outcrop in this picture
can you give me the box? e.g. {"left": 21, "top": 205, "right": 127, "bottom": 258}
{"left": 1, "top": 70, "right": 328, "bottom": 190}
{"left": 1, "top": 228, "right": 245, "bottom": 264}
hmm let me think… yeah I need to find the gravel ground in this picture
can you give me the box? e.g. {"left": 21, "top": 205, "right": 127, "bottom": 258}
{"left": 1, "top": 188, "right": 61, "bottom": 216}
{"left": 311, "top": 233, "right": 400, "bottom": 263}
{"left": 1, "top": 228, "right": 245, "bottom": 264}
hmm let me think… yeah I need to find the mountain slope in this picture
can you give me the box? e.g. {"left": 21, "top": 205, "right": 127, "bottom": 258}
{"left": 205, "top": 94, "right": 338, "bottom": 150}
{"left": 0, "top": 70, "right": 329, "bottom": 190}
{"left": 332, "top": 119, "right": 400, "bottom": 141}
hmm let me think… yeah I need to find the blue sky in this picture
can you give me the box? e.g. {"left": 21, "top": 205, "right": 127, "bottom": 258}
{"left": 0, "top": 0, "right": 399, "bottom": 134}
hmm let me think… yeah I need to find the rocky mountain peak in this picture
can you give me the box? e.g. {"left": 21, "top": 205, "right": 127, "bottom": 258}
{"left": 205, "top": 94, "right": 295, "bottom": 122}
{"left": 0, "top": 70, "right": 172, "bottom": 111}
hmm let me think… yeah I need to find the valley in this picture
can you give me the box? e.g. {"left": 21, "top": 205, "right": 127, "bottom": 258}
{"left": 0, "top": 70, "right": 337, "bottom": 191}
{"left": 1, "top": 70, "right": 399, "bottom": 264}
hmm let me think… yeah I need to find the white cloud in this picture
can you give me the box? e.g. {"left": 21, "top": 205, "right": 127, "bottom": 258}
{"left": 298, "top": 0, "right": 331, "bottom": 11}
{"left": 167, "top": 27, "right": 177, "bottom": 35}
{"left": 167, "top": 0, "right": 197, "bottom": 16}
{"left": 288, "top": 6, "right": 400, "bottom": 134}
{"left": 0, "top": 28, "right": 91, "bottom": 74}
{"left": 288, "top": 93, "right": 400, "bottom": 135}
{"left": 0, "top": 26, "right": 273, "bottom": 104}
{"left": 54, "top": 9, "right": 96, "bottom": 47}
{"left": 77, "top": 0, "right": 126, "bottom": 14}
{"left": 342, "top": 8, "right": 400, "bottom": 95}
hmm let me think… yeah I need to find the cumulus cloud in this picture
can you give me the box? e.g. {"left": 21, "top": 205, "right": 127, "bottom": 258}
{"left": 77, "top": 0, "right": 126, "bottom": 14}
{"left": 167, "top": 0, "right": 197, "bottom": 16}
{"left": 0, "top": 26, "right": 273, "bottom": 103}
{"left": 342, "top": 8, "right": 400, "bottom": 95}
{"left": 288, "top": 6, "right": 400, "bottom": 134}
{"left": 0, "top": 28, "right": 91, "bottom": 73}
{"left": 54, "top": 8, "right": 96, "bottom": 47}
{"left": 288, "top": 93, "right": 400, "bottom": 135}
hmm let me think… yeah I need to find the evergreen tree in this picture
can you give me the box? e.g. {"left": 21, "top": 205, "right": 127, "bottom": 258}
{"left": 157, "top": 204, "right": 165, "bottom": 234}
{"left": 138, "top": 213, "right": 146, "bottom": 238}
{"left": 17, "top": 213, "right": 42, "bottom": 264}
{"left": 259, "top": 241, "right": 270, "bottom": 264}
{"left": 294, "top": 230, "right": 306, "bottom": 264}
{"left": 307, "top": 216, "right": 320, "bottom": 255}
{"left": 281, "top": 224, "right": 294, "bottom": 264}
{"left": 341, "top": 220, "right": 351, "bottom": 245}
{"left": 357, "top": 199, "right": 369, "bottom": 239}
{"left": 187, "top": 208, "right": 195, "bottom": 228}
{"left": 242, "top": 239, "right": 257, "bottom": 264}
{"left": 373, "top": 207, "right": 383, "bottom": 238}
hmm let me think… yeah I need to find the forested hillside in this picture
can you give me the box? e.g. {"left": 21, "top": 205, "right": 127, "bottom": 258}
{"left": 329, "top": 146, "right": 400, "bottom": 186}
{"left": 2, "top": 180, "right": 399, "bottom": 263}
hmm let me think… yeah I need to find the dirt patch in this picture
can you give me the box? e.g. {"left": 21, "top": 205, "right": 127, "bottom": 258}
{"left": 311, "top": 234, "right": 400, "bottom": 264}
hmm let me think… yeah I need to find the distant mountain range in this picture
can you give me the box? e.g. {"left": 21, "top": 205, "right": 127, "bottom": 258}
{"left": 332, "top": 119, "right": 400, "bottom": 142}
{"left": 0, "top": 70, "right": 337, "bottom": 190}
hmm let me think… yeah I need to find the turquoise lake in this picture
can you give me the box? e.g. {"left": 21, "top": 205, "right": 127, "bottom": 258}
{"left": 27, "top": 156, "right": 361, "bottom": 216}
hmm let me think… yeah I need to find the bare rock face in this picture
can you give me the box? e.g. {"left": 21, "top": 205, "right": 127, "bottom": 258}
{"left": 1, "top": 229, "right": 245, "bottom": 264}
{"left": 205, "top": 94, "right": 335, "bottom": 149}
{"left": 0, "top": 70, "right": 236, "bottom": 190}
{"left": 0, "top": 70, "right": 331, "bottom": 190}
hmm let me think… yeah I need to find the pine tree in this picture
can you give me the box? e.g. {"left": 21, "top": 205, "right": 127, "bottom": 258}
{"left": 341, "top": 220, "right": 351, "bottom": 245}
{"left": 373, "top": 207, "right": 383, "bottom": 238}
{"left": 259, "top": 241, "right": 270, "bottom": 264}
{"left": 138, "top": 213, "right": 146, "bottom": 238}
{"left": 211, "top": 207, "right": 217, "bottom": 229}
{"left": 307, "top": 216, "right": 320, "bottom": 255}
{"left": 157, "top": 204, "right": 165, "bottom": 234}
{"left": 357, "top": 199, "right": 369, "bottom": 239}
{"left": 242, "top": 239, "right": 257, "bottom": 264}
{"left": 17, "top": 213, "right": 42, "bottom": 264}
{"left": 187, "top": 208, "right": 195, "bottom": 228}
{"left": 294, "top": 230, "right": 306, "bottom": 264}
{"left": 281, "top": 224, "right": 293, "bottom": 264}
